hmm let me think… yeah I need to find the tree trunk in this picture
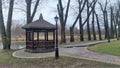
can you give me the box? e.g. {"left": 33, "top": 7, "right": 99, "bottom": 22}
{"left": 118, "top": 22, "right": 120, "bottom": 39}
{"left": 95, "top": 13, "right": 102, "bottom": 40}
{"left": 6, "top": 0, "right": 14, "bottom": 49}
{"left": 110, "top": 7, "right": 114, "bottom": 38}
{"left": 61, "top": 25, "right": 66, "bottom": 43}
{"left": 26, "top": 0, "right": 32, "bottom": 24}
{"left": 103, "top": 11, "right": 108, "bottom": 39}
{"left": 87, "top": 1, "right": 91, "bottom": 40}
{"left": 69, "top": 0, "right": 95, "bottom": 42}
{"left": 70, "top": 27, "right": 74, "bottom": 42}
{"left": 79, "top": 14, "right": 84, "bottom": 41}
{"left": 78, "top": 0, "right": 84, "bottom": 41}
{"left": 57, "top": 0, "right": 71, "bottom": 43}
{"left": 0, "top": 0, "right": 14, "bottom": 49}
{"left": 115, "top": 11, "right": 119, "bottom": 39}
{"left": 114, "top": 21, "right": 118, "bottom": 39}
{"left": 105, "top": 10, "right": 110, "bottom": 42}
{"left": 0, "top": 0, "right": 7, "bottom": 49}
{"left": 92, "top": 9, "right": 96, "bottom": 40}
{"left": 99, "top": 2, "right": 108, "bottom": 39}
{"left": 25, "top": 0, "right": 40, "bottom": 24}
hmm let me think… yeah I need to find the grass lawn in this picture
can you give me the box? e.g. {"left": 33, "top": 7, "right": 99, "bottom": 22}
{"left": 0, "top": 50, "right": 119, "bottom": 68}
{"left": 88, "top": 40, "right": 120, "bottom": 56}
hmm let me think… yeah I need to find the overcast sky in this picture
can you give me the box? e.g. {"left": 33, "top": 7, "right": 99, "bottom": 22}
{"left": 3, "top": 0, "right": 118, "bottom": 27}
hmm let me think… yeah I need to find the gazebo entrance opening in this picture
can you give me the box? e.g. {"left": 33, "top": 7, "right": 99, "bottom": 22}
{"left": 22, "top": 14, "right": 56, "bottom": 53}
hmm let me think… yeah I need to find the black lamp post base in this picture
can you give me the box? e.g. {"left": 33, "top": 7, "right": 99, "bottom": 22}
{"left": 55, "top": 48, "right": 59, "bottom": 59}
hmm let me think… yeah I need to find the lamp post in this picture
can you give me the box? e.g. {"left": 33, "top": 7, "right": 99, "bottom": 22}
{"left": 54, "top": 15, "right": 59, "bottom": 59}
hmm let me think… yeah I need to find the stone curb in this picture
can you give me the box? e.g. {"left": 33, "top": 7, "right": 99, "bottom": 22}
{"left": 63, "top": 39, "right": 117, "bottom": 48}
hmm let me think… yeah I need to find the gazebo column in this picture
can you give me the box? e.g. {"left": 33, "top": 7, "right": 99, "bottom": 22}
{"left": 46, "top": 32, "right": 48, "bottom": 41}
{"left": 45, "top": 31, "right": 47, "bottom": 48}
{"left": 37, "top": 32, "right": 39, "bottom": 41}
{"left": 32, "top": 31, "right": 34, "bottom": 50}
{"left": 26, "top": 31, "right": 28, "bottom": 49}
{"left": 53, "top": 30, "right": 55, "bottom": 45}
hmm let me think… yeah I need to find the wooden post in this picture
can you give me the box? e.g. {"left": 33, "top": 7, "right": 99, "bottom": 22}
{"left": 45, "top": 31, "right": 47, "bottom": 48}
{"left": 32, "top": 31, "right": 34, "bottom": 50}
{"left": 53, "top": 30, "right": 55, "bottom": 45}
{"left": 26, "top": 30, "right": 27, "bottom": 49}
{"left": 46, "top": 31, "right": 48, "bottom": 41}
{"left": 37, "top": 32, "right": 39, "bottom": 41}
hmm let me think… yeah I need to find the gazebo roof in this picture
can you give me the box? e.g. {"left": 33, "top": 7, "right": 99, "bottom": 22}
{"left": 22, "top": 14, "right": 56, "bottom": 29}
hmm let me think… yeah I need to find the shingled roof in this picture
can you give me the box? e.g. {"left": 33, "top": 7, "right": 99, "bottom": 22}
{"left": 22, "top": 14, "right": 56, "bottom": 29}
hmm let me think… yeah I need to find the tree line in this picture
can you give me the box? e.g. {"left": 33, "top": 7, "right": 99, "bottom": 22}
{"left": 0, "top": 0, "right": 120, "bottom": 50}
{"left": 57, "top": 0, "right": 120, "bottom": 43}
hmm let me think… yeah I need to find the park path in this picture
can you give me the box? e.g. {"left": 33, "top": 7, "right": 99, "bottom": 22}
{"left": 13, "top": 39, "right": 120, "bottom": 65}
{"left": 62, "top": 39, "right": 116, "bottom": 48}
{"left": 60, "top": 47, "right": 120, "bottom": 65}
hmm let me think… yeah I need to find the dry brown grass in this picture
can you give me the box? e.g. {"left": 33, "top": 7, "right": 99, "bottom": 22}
{"left": 6, "top": 35, "right": 106, "bottom": 42}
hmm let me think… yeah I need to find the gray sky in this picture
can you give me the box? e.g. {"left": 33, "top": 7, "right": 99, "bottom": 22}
{"left": 3, "top": 0, "right": 118, "bottom": 27}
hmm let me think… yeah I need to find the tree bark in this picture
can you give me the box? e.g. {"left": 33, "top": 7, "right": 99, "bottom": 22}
{"left": 91, "top": 7, "right": 96, "bottom": 40}
{"left": 114, "top": 16, "right": 118, "bottom": 39}
{"left": 115, "top": 10, "right": 119, "bottom": 39}
{"left": 26, "top": 0, "right": 32, "bottom": 24}
{"left": 105, "top": 10, "right": 110, "bottom": 42}
{"left": 95, "top": 12, "right": 102, "bottom": 40}
{"left": 70, "top": 27, "right": 74, "bottom": 42}
{"left": 99, "top": 1, "right": 108, "bottom": 39}
{"left": 25, "top": 0, "right": 40, "bottom": 24}
{"left": 78, "top": 0, "right": 84, "bottom": 41}
{"left": 0, "top": 0, "right": 14, "bottom": 49}
{"left": 0, "top": 0, "right": 7, "bottom": 49}
{"left": 6, "top": 0, "right": 15, "bottom": 49}
{"left": 69, "top": 0, "right": 87, "bottom": 42}
{"left": 57, "top": 0, "right": 71, "bottom": 43}
{"left": 61, "top": 25, "right": 66, "bottom": 43}
{"left": 86, "top": 0, "right": 91, "bottom": 40}
{"left": 110, "top": 7, "right": 114, "bottom": 38}
{"left": 79, "top": 14, "right": 84, "bottom": 41}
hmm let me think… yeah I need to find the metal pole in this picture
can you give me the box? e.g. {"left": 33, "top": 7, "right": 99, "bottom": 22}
{"left": 55, "top": 16, "right": 59, "bottom": 59}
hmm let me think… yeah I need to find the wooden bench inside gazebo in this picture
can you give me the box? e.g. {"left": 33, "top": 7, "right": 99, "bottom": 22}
{"left": 22, "top": 14, "right": 56, "bottom": 53}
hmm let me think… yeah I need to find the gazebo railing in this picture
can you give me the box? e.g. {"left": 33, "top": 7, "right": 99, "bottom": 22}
{"left": 26, "top": 40, "right": 55, "bottom": 49}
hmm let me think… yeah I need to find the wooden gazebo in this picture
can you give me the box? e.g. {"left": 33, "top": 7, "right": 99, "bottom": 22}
{"left": 22, "top": 14, "right": 56, "bottom": 53}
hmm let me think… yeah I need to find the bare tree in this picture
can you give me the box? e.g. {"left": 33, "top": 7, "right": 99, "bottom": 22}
{"left": 86, "top": 0, "right": 91, "bottom": 41}
{"left": 70, "top": 0, "right": 87, "bottom": 42}
{"left": 70, "top": 0, "right": 97, "bottom": 42}
{"left": 113, "top": 12, "right": 118, "bottom": 39}
{"left": 110, "top": 6, "right": 114, "bottom": 39}
{"left": 57, "top": 0, "right": 71, "bottom": 43}
{"left": 0, "top": 0, "right": 14, "bottom": 49}
{"left": 91, "top": 1, "right": 96, "bottom": 40}
{"left": 94, "top": 11, "right": 102, "bottom": 40}
{"left": 116, "top": 1, "right": 120, "bottom": 40}
{"left": 25, "top": 0, "right": 40, "bottom": 24}
{"left": 99, "top": 0, "right": 109, "bottom": 39}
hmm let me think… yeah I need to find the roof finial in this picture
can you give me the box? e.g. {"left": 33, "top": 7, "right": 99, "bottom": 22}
{"left": 39, "top": 13, "right": 43, "bottom": 20}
